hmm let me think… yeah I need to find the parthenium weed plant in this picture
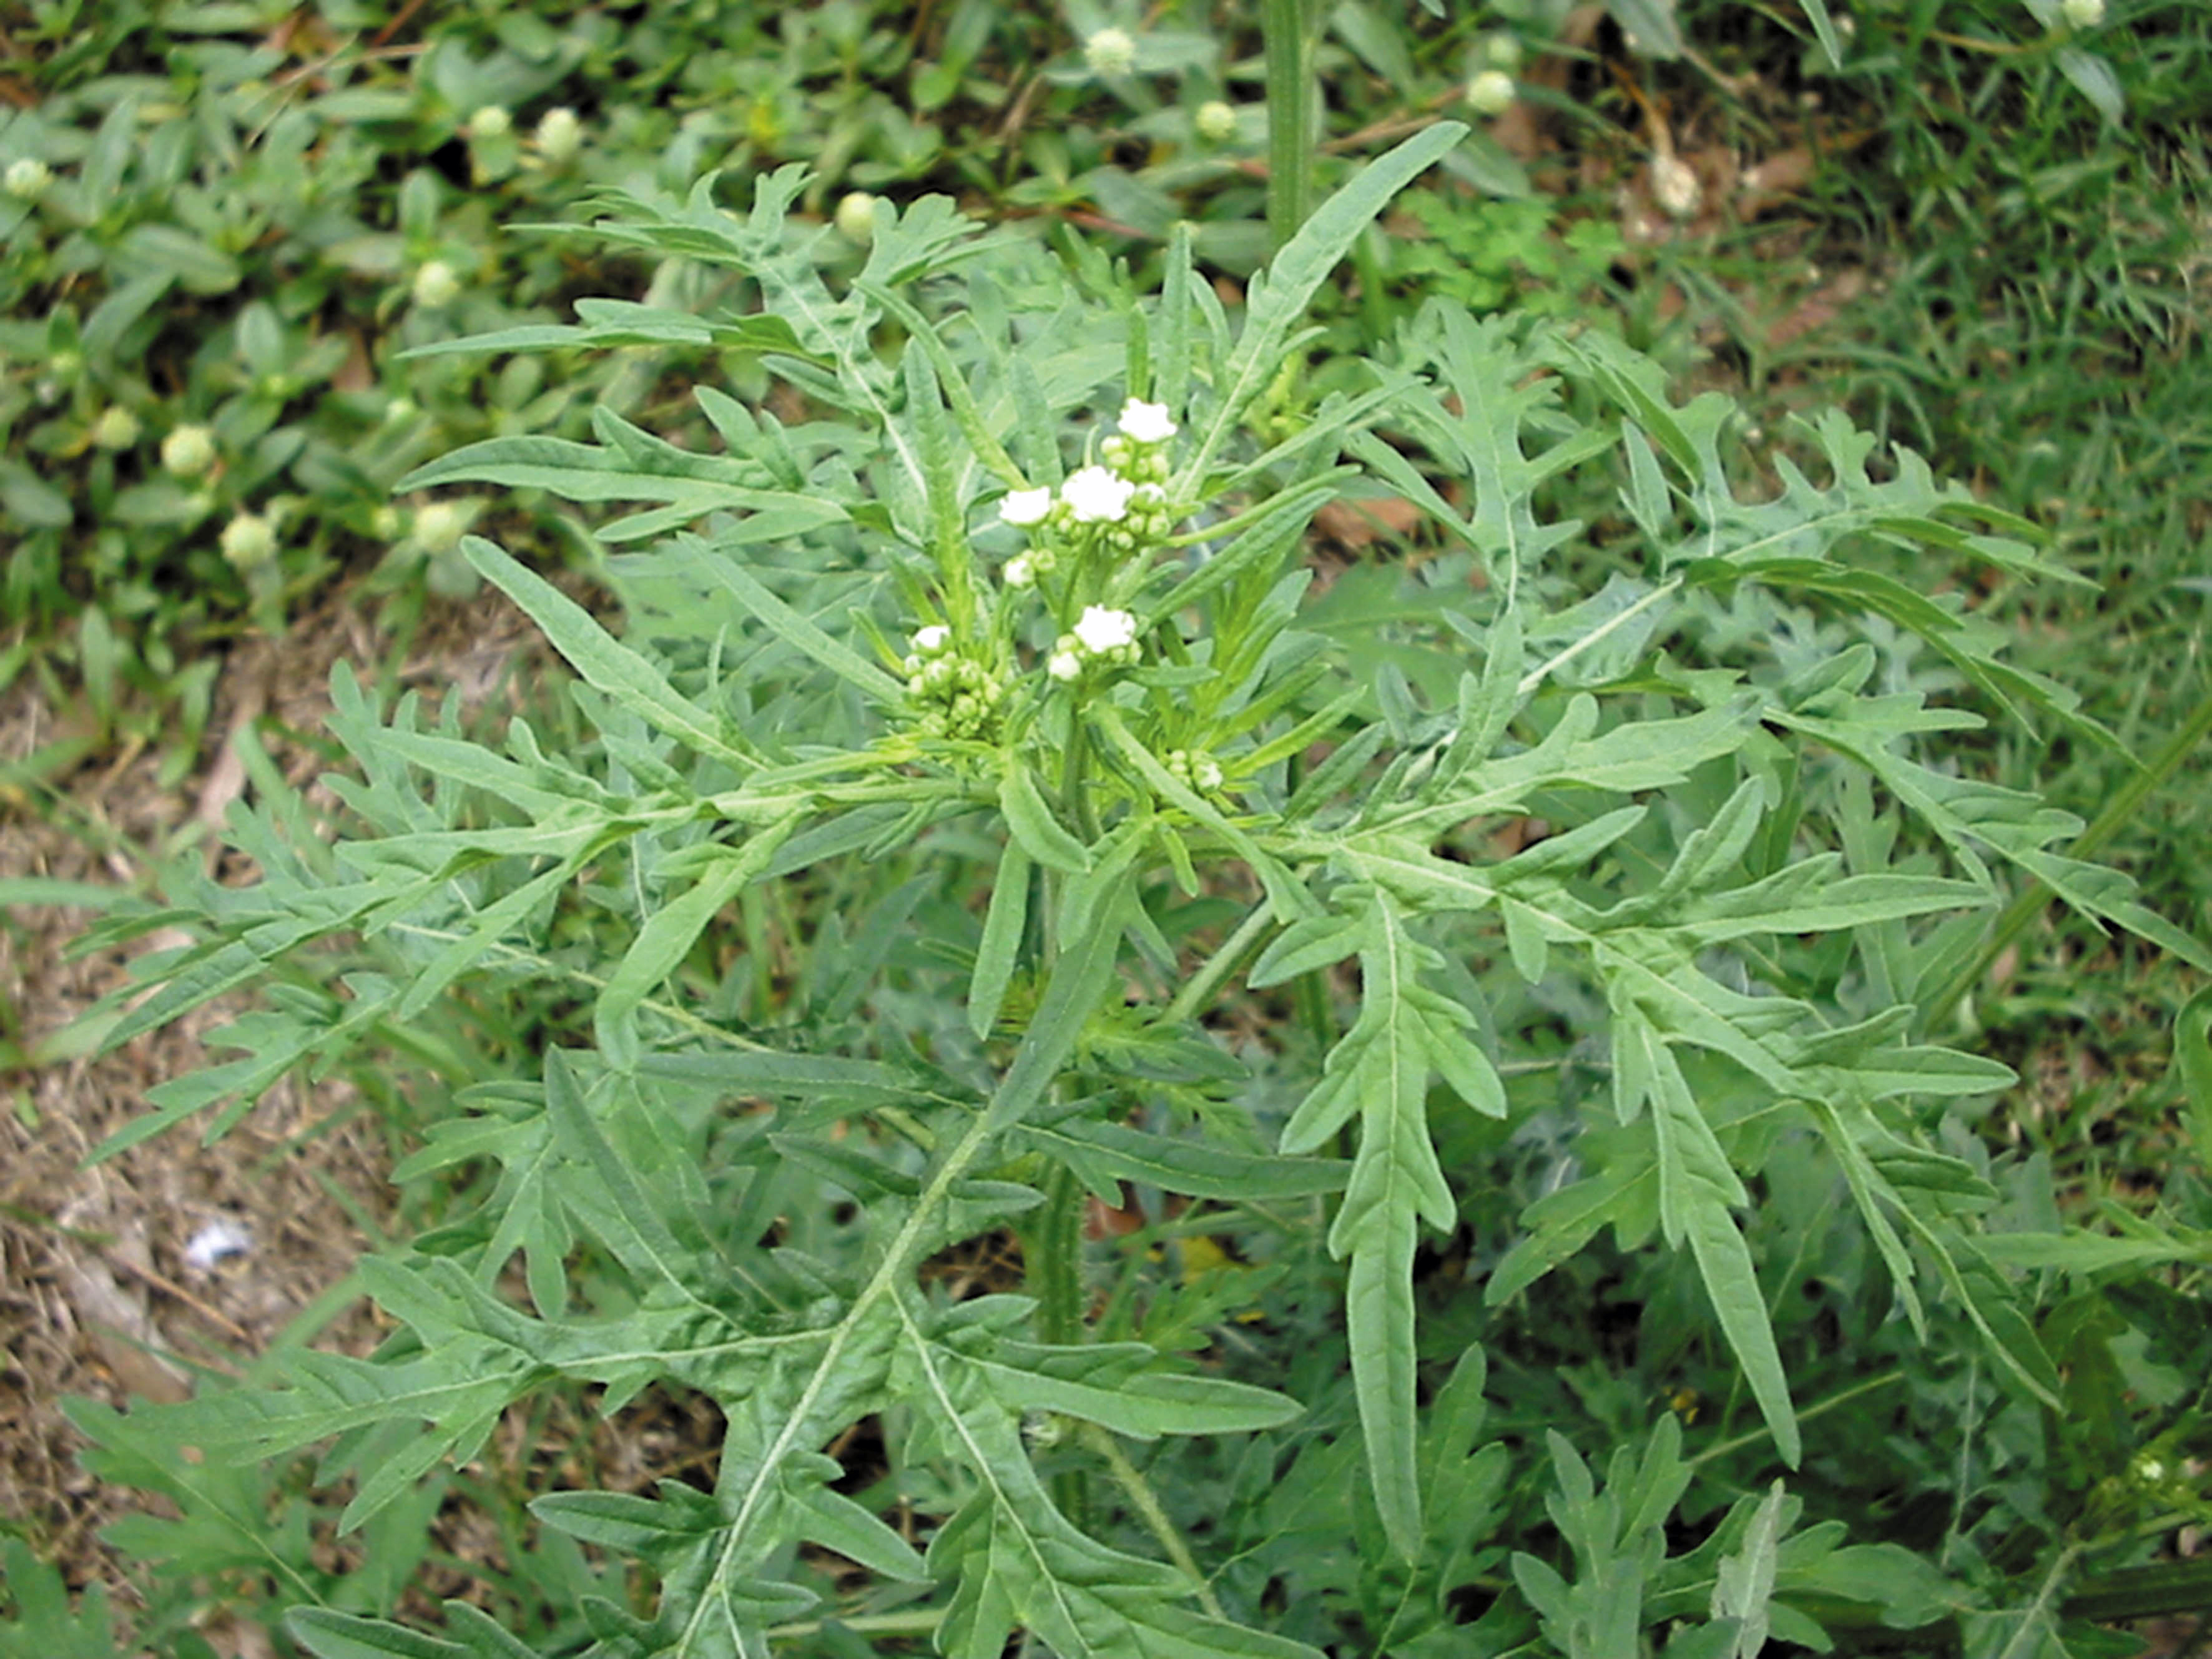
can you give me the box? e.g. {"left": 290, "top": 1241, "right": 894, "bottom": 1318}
{"left": 67, "top": 129, "right": 2212, "bottom": 1655}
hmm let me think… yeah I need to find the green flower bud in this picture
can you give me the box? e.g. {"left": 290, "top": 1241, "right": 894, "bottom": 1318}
{"left": 91, "top": 407, "right": 142, "bottom": 451}
{"left": 220, "top": 512, "right": 277, "bottom": 571}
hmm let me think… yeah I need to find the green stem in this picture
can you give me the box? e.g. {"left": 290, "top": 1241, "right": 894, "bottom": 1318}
{"left": 1030, "top": 1164, "right": 1086, "bottom": 1347}
{"left": 1263, "top": 0, "right": 1322, "bottom": 252}
{"left": 1083, "top": 1422, "right": 1227, "bottom": 1622}
{"left": 1684, "top": 1369, "right": 1905, "bottom": 1468}
{"left": 1920, "top": 677, "right": 2212, "bottom": 1028}
{"left": 1163, "top": 900, "right": 1276, "bottom": 1026}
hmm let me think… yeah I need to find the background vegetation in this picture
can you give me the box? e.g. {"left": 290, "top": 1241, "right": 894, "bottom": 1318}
{"left": 1, "top": 0, "right": 2208, "bottom": 1655}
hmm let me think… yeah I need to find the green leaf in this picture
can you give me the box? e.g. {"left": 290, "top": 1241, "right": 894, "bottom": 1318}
{"left": 2173, "top": 986, "right": 2212, "bottom": 1171}
{"left": 595, "top": 815, "right": 804, "bottom": 1068}
{"left": 664, "top": 534, "right": 908, "bottom": 703}
{"left": 1184, "top": 122, "right": 1467, "bottom": 485}
{"left": 998, "top": 754, "right": 1091, "bottom": 875}
{"left": 970, "top": 839, "right": 1033, "bottom": 1040}
{"left": 461, "top": 538, "right": 755, "bottom": 767}
{"left": 1020, "top": 1116, "right": 1350, "bottom": 1201}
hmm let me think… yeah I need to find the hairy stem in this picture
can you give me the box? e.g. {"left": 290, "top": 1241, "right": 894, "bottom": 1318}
{"left": 1263, "top": 0, "right": 1322, "bottom": 252}
{"left": 1083, "top": 1422, "right": 1227, "bottom": 1622}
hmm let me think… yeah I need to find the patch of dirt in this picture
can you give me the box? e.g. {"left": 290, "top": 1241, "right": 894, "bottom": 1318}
{"left": 0, "top": 583, "right": 543, "bottom": 1593}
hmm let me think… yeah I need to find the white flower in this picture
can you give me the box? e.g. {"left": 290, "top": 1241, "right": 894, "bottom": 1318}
{"left": 162, "top": 424, "right": 216, "bottom": 477}
{"left": 999, "top": 486, "right": 1053, "bottom": 526}
{"left": 1651, "top": 154, "right": 1701, "bottom": 219}
{"left": 1073, "top": 606, "right": 1138, "bottom": 656}
{"left": 4, "top": 157, "right": 52, "bottom": 199}
{"left": 1047, "top": 649, "right": 1082, "bottom": 682}
{"left": 1486, "top": 34, "right": 1523, "bottom": 70}
{"left": 1465, "top": 71, "right": 1516, "bottom": 116}
{"left": 412, "top": 259, "right": 460, "bottom": 308}
{"left": 1195, "top": 100, "right": 1238, "bottom": 142}
{"left": 413, "top": 500, "right": 466, "bottom": 554}
{"left": 1084, "top": 27, "right": 1137, "bottom": 76}
{"left": 2060, "top": 0, "right": 2103, "bottom": 25}
{"left": 1061, "top": 465, "right": 1136, "bottom": 524}
{"left": 1116, "top": 398, "right": 1177, "bottom": 445}
{"left": 220, "top": 512, "right": 277, "bottom": 570}
{"left": 536, "top": 106, "right": 582, "bottom": 163}
{"left": 835, "top": 190, "right": 878, "bottom": 241}
{"left": 1005, "top": 554, "right": 1035, "bottom": 589}
{"left": 913, "top": 624, "right": 951, "bottom": 654}
{"left": 467, "top": 105, "right": 511, "bottom": 140}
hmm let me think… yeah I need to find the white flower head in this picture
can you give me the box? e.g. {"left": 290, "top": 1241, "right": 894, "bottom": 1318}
{"left": 1004, "top": 553, "right": 1035, "bottom": 589}
{"left": 4, "top": 157, "right": 53, "bottom": 199}
{"left": 1195, "top": 100, "right": 1238, "bottom": 143}
{"left": 1116, "top": 398, "right": 1178, "bottom": 445}
{"left": 162, "top": 423, "right": 216, "bottom": 478}
{"left": 220, "top": 512, "right": 277, "bottom": 571}
{"left": 1465, "top": 70, "right": 1516, "bottom": 116}
{"left": 413, "top": 500, "right": 467, "bottom": 554}
{"left": 1073, "top": 606, "right": 1138, "bottom": 656}
{"left": 467, "top": 105, "right": 511, "bottom": 140}
{"left": 1084, "top": 27, "right": 1137, "bottom": 76}
{"left": 1047, "top": 649, "right": 1082, "bottom": 682}
{"left": 999, "top": 485, "right": 1053, "bottom": 526}
{"left": 1061, "top": 465, "right": 1136, "bottom": 524}
{"left": 536, "top": 106, "right": 582, "bottom": 163}
{"left": 2060, "top": 0, "right": 2103, "bottom": 26}
{"left": 412, "top": 259, "right": 461, "bottom": 309}
{"left": 913, "top": 623, "right": 951, "bottom": 655}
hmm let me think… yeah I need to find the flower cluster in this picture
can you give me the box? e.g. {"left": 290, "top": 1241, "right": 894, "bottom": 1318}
{"left": 1047, "top": 606, "right": 1140, "bottom": 682}
{"left": 995, "top": 398, "right": 1181, "bottom": 579}
{"left": 903, "top": 624, "right": 1006, "bottom": 739}
{"left": 1164, "top": 747, "right": 1226, "bottom": 795}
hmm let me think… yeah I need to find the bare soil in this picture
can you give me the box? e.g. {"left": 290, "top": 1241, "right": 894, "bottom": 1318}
{"left": 0, "top": 585, "right": 542, "bottom": 1592}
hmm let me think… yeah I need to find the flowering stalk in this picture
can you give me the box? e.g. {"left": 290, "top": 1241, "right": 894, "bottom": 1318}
{"left": 1264, "top": 0, "right": 1324, "bottom": 250}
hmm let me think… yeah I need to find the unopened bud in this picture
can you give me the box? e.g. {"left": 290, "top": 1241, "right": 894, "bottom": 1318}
{"left": 835, "top": 190, "right": 878, "bottom": 241}
{"left": 91, "top": 407, "right": 141, "bottom": 451}
{"left": 1195, "top": 101, "right": 1237, "bottom": 142}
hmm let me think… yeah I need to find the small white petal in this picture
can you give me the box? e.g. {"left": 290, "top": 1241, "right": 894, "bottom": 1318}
{"left": 1047, "top": 650, "right": 1082, "bottom": 681}
{"left": 1073, "top": 606, "right": 1138, "bottom": 655}
{"left": 913, "top": 624, "right": 950, "bottom": 654}
{"left": 999, "top": 486, "right": 1054, "bottom": 526}
{"left": 1005, "top": 554, "right": 1035, "bottom": 589}
{"left": 1116, "top": 398, "right": 1178, "bottom": 445}
{"left": 184, "top": 1219, "right": 253, "bottom": 1270}
{"left": 1061, "top": 465, "right": 1136, "bottom": 524}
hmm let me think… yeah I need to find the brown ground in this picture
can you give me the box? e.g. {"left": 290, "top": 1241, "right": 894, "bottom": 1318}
{"left": 0, "top": 586, "right": 543, "bottom": 1592}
